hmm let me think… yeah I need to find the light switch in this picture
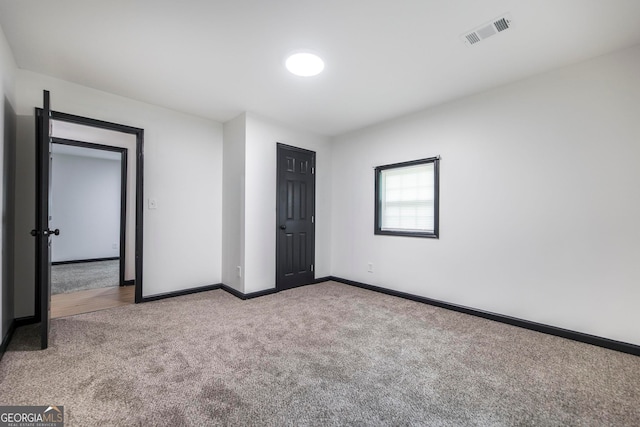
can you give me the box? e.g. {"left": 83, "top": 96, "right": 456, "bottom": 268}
{"left": 148, "top": 198, "right": 157, "bottom": 209}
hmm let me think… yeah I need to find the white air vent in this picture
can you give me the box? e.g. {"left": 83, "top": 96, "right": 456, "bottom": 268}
{"left": 462, "top": 14, "right": 513, "bottom": 46}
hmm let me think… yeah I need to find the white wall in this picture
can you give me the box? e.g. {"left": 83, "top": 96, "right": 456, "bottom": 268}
{"left": 0, "top": 24, "right": 16, "bottom": 339}
{"left": 331, "top": 44, "right": 640, "bottom": 346}
{"left": 14, "top": 69, "right": 223, "bottom": 302}
{"left": 222, "top": 113, "right": 246, "bottom": 291}
{"left": 244, "top": 113, "right": 331, "bottom": 293}
{"left": 51, "top": 152, "right": 121, "bottom": 262}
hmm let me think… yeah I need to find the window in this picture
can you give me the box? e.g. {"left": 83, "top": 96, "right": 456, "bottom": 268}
{"left": 375, "top": 157, "right": 439, "bottom": 238}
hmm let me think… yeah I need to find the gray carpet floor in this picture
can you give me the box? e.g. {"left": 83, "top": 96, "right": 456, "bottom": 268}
{"left": 51, "top": 260, "right": 119, "bottom": 294}
{"left": 1, "top": 282, "right": 638, "bottom": 426}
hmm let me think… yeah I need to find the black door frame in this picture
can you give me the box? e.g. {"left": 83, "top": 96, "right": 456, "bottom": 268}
{"left": 35, "top": 109, "right": 144, "bottom": 318}
{"left": 50, "top": 138, "right": 128, "bottom": 288}
{"left": 275, "top": 143, "right": 316, "bottom": 291}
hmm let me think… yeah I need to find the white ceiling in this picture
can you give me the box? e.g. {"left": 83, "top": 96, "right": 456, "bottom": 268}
{"left": 1, "top": 1, "right": 640, "bottom": 136}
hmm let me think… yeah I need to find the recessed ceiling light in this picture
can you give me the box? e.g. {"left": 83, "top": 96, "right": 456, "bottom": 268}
{"left": 285, "top": 52, "right": 324, "bottom": 77}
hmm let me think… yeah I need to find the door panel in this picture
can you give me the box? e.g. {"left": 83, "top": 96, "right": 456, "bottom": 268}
{"left": 277, "top": 144, "right": 315, "bottom": 290}
{"left": 34, "top": 90, "right": 54, "bottom": 349}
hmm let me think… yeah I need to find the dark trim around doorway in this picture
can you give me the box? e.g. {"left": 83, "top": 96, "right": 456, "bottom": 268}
{"left": 52, "top": 137, "right": 128, "bottom": 288}
{"left": 36, "top": 110, "right": 145, "bottom": 306}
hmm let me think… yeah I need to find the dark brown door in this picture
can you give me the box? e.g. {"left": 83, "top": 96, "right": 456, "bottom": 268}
{"left": 276, "top": 144, "right": 315, "bottom": 290}
{"left": 33, "top": 90, "right": 57, "bottom": 349}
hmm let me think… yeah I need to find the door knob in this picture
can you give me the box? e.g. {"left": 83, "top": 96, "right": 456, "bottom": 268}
{"left": 31, "top": 229, "right": 60, "bottom": 236}
{"left": 279, "top": 225, "right": 286, "bottom": 230}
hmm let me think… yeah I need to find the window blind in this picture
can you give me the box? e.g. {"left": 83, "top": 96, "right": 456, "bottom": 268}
{"left": 380, "top": 162, "right": 434, "bottom": 232}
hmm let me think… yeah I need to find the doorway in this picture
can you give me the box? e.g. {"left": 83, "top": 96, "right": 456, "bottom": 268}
{"left": 276, "top": 143, "right": 316, "bottom": 290}
{"left": 49, "top": 140, "right": 130, "bottom": 318}
{"left": 34, "top": 102, "right": 144, "bottom": 347}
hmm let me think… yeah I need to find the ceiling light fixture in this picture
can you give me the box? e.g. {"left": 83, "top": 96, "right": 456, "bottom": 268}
{"left": 285, "top": 52, "right": 324, "bottom": 77}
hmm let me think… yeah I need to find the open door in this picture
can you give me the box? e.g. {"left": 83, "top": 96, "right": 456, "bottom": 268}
{"left": 31, "top": 90, "right": 58, "bottom": 349}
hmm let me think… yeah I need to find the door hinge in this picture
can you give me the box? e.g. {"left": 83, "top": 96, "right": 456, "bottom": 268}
{"left": 311, "top": 264, "right": 314, "bottom": 272}
{"left": 311, "top": 215, "right": 314, "bottom": 224}
{"left": 311, "top": 167, "right": 315, "bottom": 174}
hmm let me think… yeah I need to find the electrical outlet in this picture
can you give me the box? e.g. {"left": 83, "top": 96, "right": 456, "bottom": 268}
{"left": 367, "top": 262, "right": 374, "bottom": 273}
{"left": 237, "top": 266, "right": 242, "bottom": 278}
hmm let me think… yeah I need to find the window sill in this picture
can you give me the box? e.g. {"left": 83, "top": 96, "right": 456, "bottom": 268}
{"left": 374, "top": 229, "right": 439, "bottom": 239}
